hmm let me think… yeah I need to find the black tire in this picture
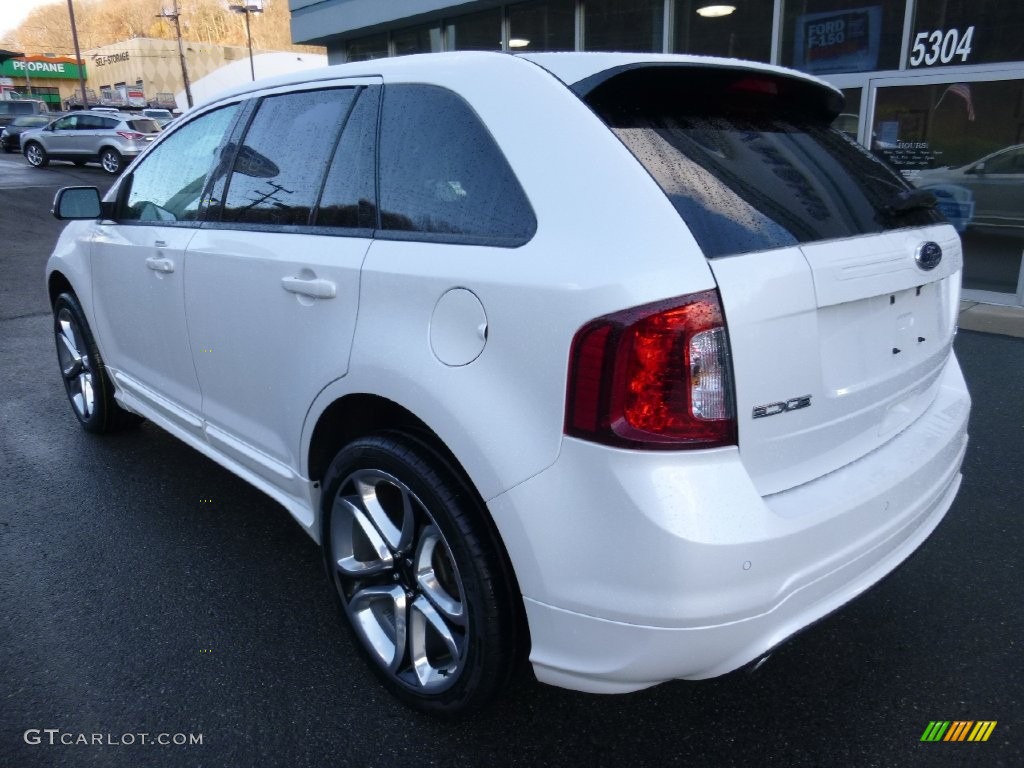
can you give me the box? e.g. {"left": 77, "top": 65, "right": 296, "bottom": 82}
{"left": 24, "top": 141, "right": 48, "bottom": 168}
{"left": 321, "top": 432, "right": 524, "bottom": 716}
{"left": 53, "top": 292, "right": 140, "bottom": 433}
{"left": 99, "top": 147, "right": 123, "bottom": 174}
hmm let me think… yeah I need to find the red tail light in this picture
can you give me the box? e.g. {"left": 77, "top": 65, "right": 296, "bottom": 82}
{"left": 565, "top": 290, "right": 736, "bottom": 449}
{"left": 116, "top": 130, "right": 145, "bottom": 141}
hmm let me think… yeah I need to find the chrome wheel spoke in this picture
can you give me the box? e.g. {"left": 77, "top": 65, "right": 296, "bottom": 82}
{"left": 78, "top": 373, "right": 94, "bottom": 418}
{"left": 352, "top": 471, "right": 416, "bottom": 553}
{"left": 331, "top": 497, "right": 394, "bottom": 576}
{"left": 57, "top": 316, "right": 83, "bottom": 378}
{"left": 415, "top": 526, "right": 466, "bottom": 625}
{"left": 349, "top": 585, "right": 408, "bottom": 673}
{"left": 55, "top": 309, "right": 95, "bottom": 418}
{"left": 409, "top": 595, "right": 463, "bottom": 688}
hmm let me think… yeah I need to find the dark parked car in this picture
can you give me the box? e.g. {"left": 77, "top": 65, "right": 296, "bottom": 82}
{"left": 1, "top": 114, "right": 60, "bottom": 153}
{"left": 0, "top": 99, "right": 51, "bottom": 127}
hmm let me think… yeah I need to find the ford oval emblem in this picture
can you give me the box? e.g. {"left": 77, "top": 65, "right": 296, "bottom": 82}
{"left": 916, "top": 242, "right": 943, "bottom": 271}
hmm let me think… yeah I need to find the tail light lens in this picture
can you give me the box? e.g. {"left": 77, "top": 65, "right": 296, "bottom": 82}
{"left": 116, "top": 130, "right": 145, "bottom": 141}
{"left": 565, "top": 290, "right": 736, "bottom": 449}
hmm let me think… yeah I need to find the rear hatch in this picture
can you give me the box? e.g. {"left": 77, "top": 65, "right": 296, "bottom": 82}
{"left": 579, "top": 62, "right": 961, "bottom": 495}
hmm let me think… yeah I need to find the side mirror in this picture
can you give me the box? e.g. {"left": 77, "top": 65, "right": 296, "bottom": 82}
{"left": 52, "top": 186, "right": 102, "bottom": 220}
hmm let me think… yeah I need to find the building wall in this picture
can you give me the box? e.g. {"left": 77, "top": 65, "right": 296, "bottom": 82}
{"left": 80, "top": 38, "right": 275, "bottom": 108}
{"left": 0, "top": 56, "right": 88, "bottom": 108}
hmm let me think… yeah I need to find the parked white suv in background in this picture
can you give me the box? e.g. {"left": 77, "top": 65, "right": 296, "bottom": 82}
{"left": 46, "top": 52, "right": 970, "bottom": 715}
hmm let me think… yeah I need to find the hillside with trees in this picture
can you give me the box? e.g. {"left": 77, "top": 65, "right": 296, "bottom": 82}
{"left": 2, "top": 0, "right": 321, "bottom": 55}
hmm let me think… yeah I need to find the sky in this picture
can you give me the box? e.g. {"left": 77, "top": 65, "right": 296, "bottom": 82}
{"left": 0, "top": 0, "right": 68, "bottom": 43}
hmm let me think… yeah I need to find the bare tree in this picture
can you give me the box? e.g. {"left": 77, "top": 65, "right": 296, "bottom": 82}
{"left": 4, "top": 0, "right": 322, "bottom": 56}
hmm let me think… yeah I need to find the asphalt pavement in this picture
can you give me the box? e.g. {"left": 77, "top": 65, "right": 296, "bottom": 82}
{"left": 0, "top": 156, "right": 1021, "bottom": 768}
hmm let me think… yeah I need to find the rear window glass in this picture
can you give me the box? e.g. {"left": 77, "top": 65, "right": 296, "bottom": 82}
{"left": 128, "top": 119, "right": 160, "bottom": 133}
{"left": 587, "top": 68, "right": 943, "bottom": 258}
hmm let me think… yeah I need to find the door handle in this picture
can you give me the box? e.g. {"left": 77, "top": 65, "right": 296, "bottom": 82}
{"left": 281, "top": 276, "right": 336, "bottom": 299}
{"left": 146, "top": 257, "right": 175, "bottom": 273}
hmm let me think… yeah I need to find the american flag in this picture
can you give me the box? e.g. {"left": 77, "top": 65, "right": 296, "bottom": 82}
{"left": 937, "top": 83, "right": 976, "bottom": 121}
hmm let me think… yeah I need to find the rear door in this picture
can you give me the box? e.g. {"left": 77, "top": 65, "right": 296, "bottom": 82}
{"left": 184, "top": 80, "right": 380, "bottom": 489}
{"left": 583, "top": 64, "right": 961, "bottom": 495}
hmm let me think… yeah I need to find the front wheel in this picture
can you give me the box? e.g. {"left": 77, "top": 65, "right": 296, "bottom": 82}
{"left": 322, "top": 433, "right": 524, "bottom": 715}
{"left": 24, "top": 141, "right": 48, "bottom": 167}
{"left": 53, "top": 292, "right": 140, "bottom": 433}
{"left": 99, "top": 147, "right": 123, "bottom": 174}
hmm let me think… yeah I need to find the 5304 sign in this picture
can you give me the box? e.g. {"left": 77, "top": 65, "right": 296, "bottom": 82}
{"left": 910, "top": 26, "right": 974, "bottom": 67}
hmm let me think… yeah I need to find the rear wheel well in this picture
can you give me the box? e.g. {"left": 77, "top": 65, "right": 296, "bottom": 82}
{"left": 307, "top": 393, "right": 530, "bottom": 662}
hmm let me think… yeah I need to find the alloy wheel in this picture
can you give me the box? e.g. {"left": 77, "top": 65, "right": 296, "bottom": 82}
{"left": 328, "top": 468, "right": 468, "bottom": 693}
{"left": 25, "top": 143, "right": 44, "bottom": 166}
{"left": 101, "top": 150, "right": 121, "bottom": 174}
{"left": 55, "top": 307, "right": 95, "bottom": 419}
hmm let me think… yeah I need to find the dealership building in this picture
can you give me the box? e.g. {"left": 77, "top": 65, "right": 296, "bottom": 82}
{"left": 289, "top": 0, "right": 1024, "bottom": 307}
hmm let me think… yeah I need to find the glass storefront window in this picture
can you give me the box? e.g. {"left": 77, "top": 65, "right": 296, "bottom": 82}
{"left": 393, "top": 23, "right": 443, "bottom": 56}
{"left": 782, "top": 1, "right": 904, "bottom": 74}
{"left": 347, "top": 34, "right": 388, "bottom": 62}
{"left": 446, "top": 9, "right": 503, "bottom": 51}
{"left": 912, "top": 0, "right": 1024, "bottom": 68}
{"left": 673, "top": 1, "right": 771, "bottom": 62}
{"left": 585, "top": 0, "right": 664, "bottom": 53}
{"left": 872, "top": 78, "right": 1024, "bottom": 294}
{"left": 508, "top": 0, "right": 576, "bottom": 52}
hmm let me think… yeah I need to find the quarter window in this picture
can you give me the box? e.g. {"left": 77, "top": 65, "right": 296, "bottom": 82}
{"left": 377, "top": 84, "right": 536, "bottom": 244}
{"left": 221, "top": 88, "right": 357, "bottom": 227}
{"left": 120, "top": 104, "right": 239, "bottom": 223}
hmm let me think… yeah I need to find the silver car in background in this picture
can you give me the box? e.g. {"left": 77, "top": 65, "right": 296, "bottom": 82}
{"left": 21, "top": 111, "right": 161, "bottom": 174}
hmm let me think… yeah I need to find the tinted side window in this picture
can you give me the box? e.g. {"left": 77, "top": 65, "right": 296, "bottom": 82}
{"left": 377, "top": 84, "right": 536, "bottom": 244}
{"left": 221, "top": 88, "right": 356, "bottom": 226}
{"left": 121, "top": 104, "right": 240, "bottom": 223}
{"left": 315, "top": 86, "right": 379, "bottom": 229}
{"left": 53, "top": 116, "right": 77, "bottom": 130}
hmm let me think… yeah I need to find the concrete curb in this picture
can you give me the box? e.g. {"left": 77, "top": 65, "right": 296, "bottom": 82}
{"left": 959, "top": 301, "right": 1024, "bottom": 339}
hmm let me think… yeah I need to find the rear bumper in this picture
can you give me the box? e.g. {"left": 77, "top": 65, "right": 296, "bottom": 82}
{"left": 488, "top": 355, "right": 969, "bottom": 693}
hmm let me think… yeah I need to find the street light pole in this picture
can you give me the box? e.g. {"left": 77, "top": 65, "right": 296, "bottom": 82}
{"left": 228, "top": 2, "right": 264, "bottom": 82}
{"left": 157, "top": 0, "right": 193, "bottom": 108}
{"left": 66, "top": 0, "right": 89, "bottom": 107}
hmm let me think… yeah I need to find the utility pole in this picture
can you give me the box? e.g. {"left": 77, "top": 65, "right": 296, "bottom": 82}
{"left": 66, "top": 0, "right": 89, "bottom": 107}
{"left": 156, "top": 0, "right": 193, "bottom": 108}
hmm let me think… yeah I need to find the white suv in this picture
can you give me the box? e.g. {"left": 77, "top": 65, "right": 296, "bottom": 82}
{"left": 47, "top": 52, "right": 970, "bottom": 714}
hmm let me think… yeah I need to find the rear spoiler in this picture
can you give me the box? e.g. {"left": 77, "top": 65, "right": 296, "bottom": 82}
{"left": 574, "top": 63, "right": 844, "bottom": 123}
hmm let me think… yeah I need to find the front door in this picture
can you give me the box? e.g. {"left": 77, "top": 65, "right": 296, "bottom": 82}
{"left": 89, "top": 102, "right": 242, "bottom": 436}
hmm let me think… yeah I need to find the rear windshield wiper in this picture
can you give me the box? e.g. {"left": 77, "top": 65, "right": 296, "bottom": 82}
{"left": 882, "top": 188, "right": 937, "bottom": 215}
